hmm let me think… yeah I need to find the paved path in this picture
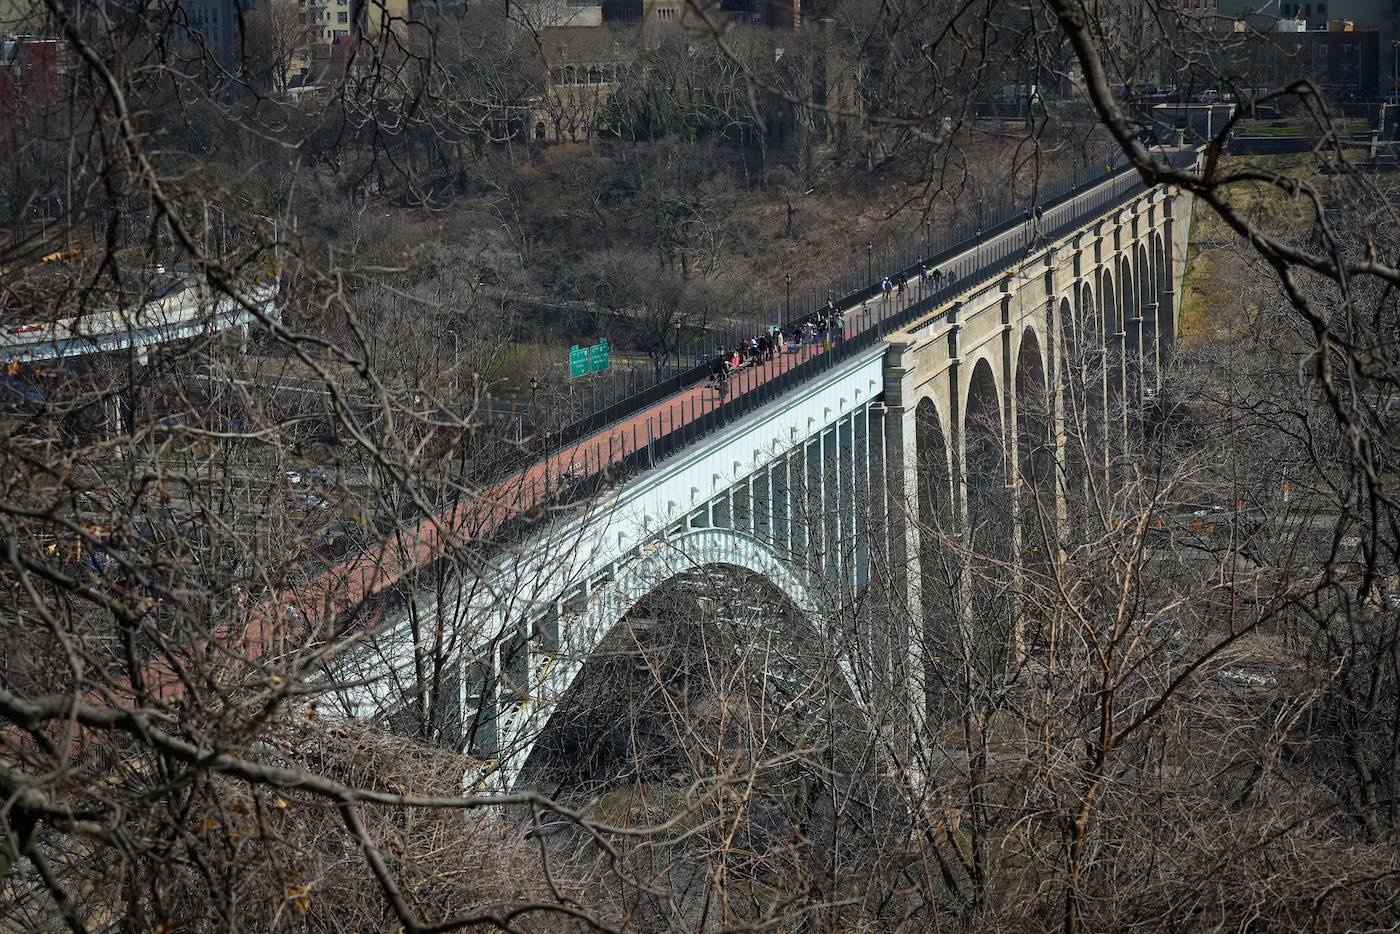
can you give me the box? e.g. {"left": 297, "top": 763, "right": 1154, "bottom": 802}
{"left": 264, "top": 161, "right": 1156, "bottom": 640}
{"left": 275, "top": 241, "right": 1001, "bottom": 632}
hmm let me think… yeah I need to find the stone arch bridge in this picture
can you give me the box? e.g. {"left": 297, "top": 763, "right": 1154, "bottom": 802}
{"left": 327, "top": 159, "right": 1196, "bottom": 790}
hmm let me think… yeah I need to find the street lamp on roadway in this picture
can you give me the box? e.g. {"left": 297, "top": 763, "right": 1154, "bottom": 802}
{"left": 784, "top": 272, "right": 792, "bottom": 319}
{"left": 867, "top": 242, "right": 873, "bottom": 284}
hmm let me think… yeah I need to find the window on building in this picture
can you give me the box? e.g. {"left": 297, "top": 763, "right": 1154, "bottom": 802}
{"left": 535, "top": 122, "right": 546, "bottom": 140}
{"left": 337, "top": 11, "right": 347, "bottom": 22}
{"left": 1304, "top": 2, "right": 1311, "bottom": 14}
{"left": 1316, "top": 3, "right": 1325, "bottom": 12}
{"left": 334, "top": 28, "right": 347, "bottom": 37}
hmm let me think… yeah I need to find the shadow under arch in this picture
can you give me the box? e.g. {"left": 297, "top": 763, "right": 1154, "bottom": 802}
{"left": 1137, "top": 242, "right": 1154, "bottom": 392}
{"left": 1100, "top": 267, "right": 1125, "bottom": 458}
{"left": 1056, "top": 294, "right": 1087, "bottom": 539}
{"left": 510, "top": 529, "right": 866, "bottom": 795}
{"left": 1154, "top": 233, "right": 1173, "bottom": 355}
{"left": 916, "top": 395, "right": 959, "bottom": 720}
{"left": 508, "top": 543, "right": 914, "bottom": 931}
{"left": 963, "top": 357, "right": 1013, "bottom": 670}
{"left": 1076, "top": 278, "right": 1107, "bottom": 479}
{"left": 1015, "top": 326, "right": 1053, "bottom": 567}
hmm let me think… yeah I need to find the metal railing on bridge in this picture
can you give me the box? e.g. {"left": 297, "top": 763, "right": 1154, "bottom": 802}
{"left": 320, "top": 146, "right": 1186, "bottom": 631}
{"left": 534, "top": 146, "right": 1142, "bottom": 451}
{"left": 491, "top": 156, "right": 1159, "bottom": 532}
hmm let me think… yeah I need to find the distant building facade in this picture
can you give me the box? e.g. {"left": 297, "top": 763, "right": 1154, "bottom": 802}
{"left": 1218, "top": 0, "right": 1397, "bottom": 93}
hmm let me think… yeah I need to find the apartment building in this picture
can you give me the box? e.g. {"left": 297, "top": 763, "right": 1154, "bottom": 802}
{"left": 1218, "top": 0, "right": 1398, "bottom": 92}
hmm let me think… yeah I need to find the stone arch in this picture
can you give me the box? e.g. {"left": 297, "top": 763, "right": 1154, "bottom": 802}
{"left": 1137, "top": 244, "right": 1154, "bottom": 324}
{"left": 1080, "top": 279, "right": 1100, "bottom": 348}
{"left": 498, "top": 528, "right": 851, "bottom": 789}
{"left": 1138, "top": 242, "right": 1156, "bottom": 395}
{"left": 960, "top": 356, "right": 1015, "bottom": 698}
{"left": 1154, "top": 233, "right": 1174, "bottom": 351}
{"left": 1101, "top": 267, "right": 1120, "bottom": 338}
{"left": 1056, "top": 295, "right": 1086, "bottom": 529}
{"left": 916, "top": 394, "right": 958, "bottom": 708}
{"left": 916, "top": 395, "right": 955, "bottom": 532}
{"left": 1099, "top": 268, "right": 1125, "bottom": 457}
{"left": 1119, "top": 253, "right": 1141, "bottom": 434}
{"left": 1119, "top": 254, "right": 1137, "bottom": 327}
{"left": 1015, "top": 327, "right": 1053, "bottom": 564}
{"left": 1075, "top": 279, "right": 1107, "bottom": 474}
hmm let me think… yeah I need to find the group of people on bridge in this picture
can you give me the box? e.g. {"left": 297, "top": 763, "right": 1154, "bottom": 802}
{"left": 706, "top": 308, "right": 846, "bottom": 396}
{"left": 881, "top": 259, "right": 959, "bottom": 302}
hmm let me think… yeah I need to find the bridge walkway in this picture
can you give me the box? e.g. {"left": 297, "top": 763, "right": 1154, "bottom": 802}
{"left": 273, "top": 155, "right": 1179, "bottom": 635}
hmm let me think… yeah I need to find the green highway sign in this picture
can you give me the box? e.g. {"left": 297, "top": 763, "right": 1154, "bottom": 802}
{"left": 570, "top": 338, "right": 610, "bottom": 377}
{"left": 589, "top": 338, "right": 610, "bottom": 373}
{"left": 569, "top": 344, "right": 589, "bottom": 378}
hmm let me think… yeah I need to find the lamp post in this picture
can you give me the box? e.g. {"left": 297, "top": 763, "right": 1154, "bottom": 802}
{"left": 1393, "top": 39, "right": 1399, "bottom": 97}
{"left": 866, "top": 242, "right": 873, "bottom": 284}
{"left": 530, "top": 375, "right": 539, "bottom": 432}
{"left": 785, "top": 272, "right": 792, "bottom": 319}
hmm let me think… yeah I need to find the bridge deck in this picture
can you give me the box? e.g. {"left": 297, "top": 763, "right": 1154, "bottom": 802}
{"left": 268, "top": 156, "right": 1175, "bottom": 636}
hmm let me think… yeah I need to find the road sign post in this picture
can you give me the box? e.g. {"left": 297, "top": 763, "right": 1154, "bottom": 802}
{"left": 569, "top": 344, "right": 589, "bottom": 378}
{"left": 570, "top": 338, "right": 610, "bottom": 377}
{"left": 589, "top": 338, "right": 610, "bottom": 374}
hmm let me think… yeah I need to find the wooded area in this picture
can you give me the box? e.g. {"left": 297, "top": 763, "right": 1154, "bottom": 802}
{"left": 2, "top": 0, "right": 1399, "bottom": 931}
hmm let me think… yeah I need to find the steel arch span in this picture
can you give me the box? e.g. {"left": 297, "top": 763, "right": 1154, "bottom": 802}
{"left": 492, "top": 527, "right": 843, "bottom": 790}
